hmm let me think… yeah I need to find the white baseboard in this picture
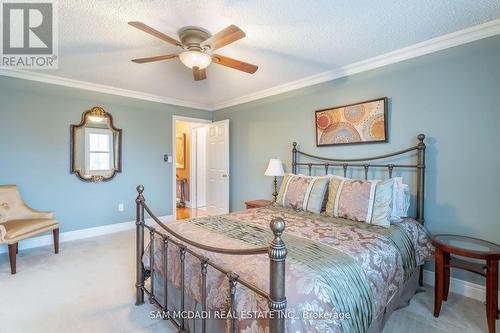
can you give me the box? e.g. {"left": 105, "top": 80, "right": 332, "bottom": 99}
{"left": 423, "top": 269, "right": 499, "bottom": 304}
{"left": 0, "top": 215, "right": 175, "bottom": 254}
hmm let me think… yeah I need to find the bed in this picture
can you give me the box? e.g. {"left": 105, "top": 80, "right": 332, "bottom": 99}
{"left": 134, "top": 134, "right": 432, "bottom": 333}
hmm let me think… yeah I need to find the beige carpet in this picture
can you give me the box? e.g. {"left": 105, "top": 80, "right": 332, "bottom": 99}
{"left": 0, "top": 230, "right": 495, "bottom": 333}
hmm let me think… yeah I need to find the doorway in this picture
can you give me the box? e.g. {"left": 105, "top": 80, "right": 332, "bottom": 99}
{"left": 173, "top": 116, "right": 229, "bottom": 220}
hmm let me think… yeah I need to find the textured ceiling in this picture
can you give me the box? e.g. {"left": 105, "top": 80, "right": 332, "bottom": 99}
{"left": 34, "top": 0, "right": 500, "bottom": 107}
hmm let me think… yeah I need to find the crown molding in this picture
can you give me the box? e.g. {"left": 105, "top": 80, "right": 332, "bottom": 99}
{"left": 212, "top": 18, "right": 500, "bottom": 110}
{"left": 1, "top": 18, "right": 500, "bottom": 111}
{"left": 0, "top": 68, "right": 214, "bottom": 111}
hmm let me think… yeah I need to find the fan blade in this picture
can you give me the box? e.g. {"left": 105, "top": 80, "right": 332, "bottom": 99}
{"left": 131, "top": 54, "right": 178, "bottom": 63}
{"left": 192, "top": 67, "right": 207, "bottom": 81}
{"left": 128, "top": 21, "right": 183, "bottom": 47}
{"left": 212, "top": 54, "right": 258, "bottom": 74}
{"left": 202, "top": 25, "right": 245, "bottom": 51}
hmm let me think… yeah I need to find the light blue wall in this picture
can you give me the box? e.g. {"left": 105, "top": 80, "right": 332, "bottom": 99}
{"left": 215, "top": 35, "right": 500, "bottom": 284}
{"left": 0, "top": 76, "right": 212, "bottom": 233}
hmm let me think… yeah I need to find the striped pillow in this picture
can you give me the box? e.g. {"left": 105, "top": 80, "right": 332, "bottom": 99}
{"left": 283, "top": 175, "right": 314, "bottom": 210}
{"left": 324, "top": 176, "right": 345, "bottom": 215}
{"left": 324, "top": 177, "right": 377, "bottom": 223}
{"left": 305, "top": 176, "right": 330, "bottom": 214}
{"left": 276, "top": 173, "right": 294, "bottom": 205}
{"left": 277, "top": 174, "right": 330, "bottom": 213}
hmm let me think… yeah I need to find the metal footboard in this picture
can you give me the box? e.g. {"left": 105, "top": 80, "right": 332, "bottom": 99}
{"left": 134, "top": 185, "right": 287, "bottom": 333}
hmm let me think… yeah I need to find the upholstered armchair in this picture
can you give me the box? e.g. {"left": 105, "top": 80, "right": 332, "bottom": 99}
{"left": 0, "top": 185, "right": 59, "bottom": 274}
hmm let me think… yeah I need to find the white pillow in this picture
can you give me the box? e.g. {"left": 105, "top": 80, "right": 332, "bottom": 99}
{"left": 401, "top": 185, "right": 410, "bottom": 215}
{"left": 390, "top": 178, "right": 410, "bottom": 222}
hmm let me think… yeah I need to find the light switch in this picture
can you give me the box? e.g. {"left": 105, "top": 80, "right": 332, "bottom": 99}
{"left": 118, "top": 203, "right": 124, "bottom": 211}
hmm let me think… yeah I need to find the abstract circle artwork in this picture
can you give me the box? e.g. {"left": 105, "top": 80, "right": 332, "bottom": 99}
{"left": 315, "top": 98, "right": 387, "bottom": 146}
{"left": 319, "top": 122, "right": 361, "bottom": 144}
{"left": 343, "top": 104, "right": 366, "bottom": 124}
{"left": 362, "top": 114, "right": 386, "bottom": 140}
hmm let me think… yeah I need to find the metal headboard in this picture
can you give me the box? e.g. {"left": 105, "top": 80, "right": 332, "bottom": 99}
{"left": 292, "top": 134, "right": 426, "bottom": 225}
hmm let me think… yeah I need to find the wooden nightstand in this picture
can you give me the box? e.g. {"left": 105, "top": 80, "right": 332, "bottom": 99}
{"left": 431, "top": 234, "right": 500, "bottom": 333}
{"left": 245, "top": 199, "right": 272, "bottom": 209}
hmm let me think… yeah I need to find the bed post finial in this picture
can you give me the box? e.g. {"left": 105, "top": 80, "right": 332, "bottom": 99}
{"left": 135, "top": 185, "right": 144, "bottom": 196}
{"left": 292, "top": 142, "right": 297, "bottom": 174}
{"left": 268, "top": 217, "right": 287, "bottom": 333}
{"left": 418, "top": 133, "right": 425, "bottom": 144}
{"left": 135, "top": 185, "right": 145, "bottom": 305}
{"left": 270, "top": 217, "right": 285, "bottom": 241}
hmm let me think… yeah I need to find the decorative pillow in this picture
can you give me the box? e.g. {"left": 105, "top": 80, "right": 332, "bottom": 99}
{"left": 324, "top": 175, "right": 410, "bottom": 225}
{"left": 370, "top": 179, "right": 395, "bottom": 227}
{"left": 324, "top": 176, "right": 345, "bottom": 216}
{"left": 305, "top": 176, "right": 330, "bottom": 214}
{"left": 276, "top": 173, "right": 293, "bottom": 205}
{"left": 282, "top": 175, "right": 315, "bottom": 210}
{"left": 276, "top": 174, "right": 331, "bottom": 213}
{"left": 336, "top": 179, "right": 377, "bottom": 222}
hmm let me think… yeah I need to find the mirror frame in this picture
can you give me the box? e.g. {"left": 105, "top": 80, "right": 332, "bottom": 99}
{"left": 70, "top": 106, "right": 122, "bottom": 183}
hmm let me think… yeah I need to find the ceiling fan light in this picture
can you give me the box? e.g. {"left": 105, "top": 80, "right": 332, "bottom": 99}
{"left": 179, "top": 51, "right": 212, "bottom": 69}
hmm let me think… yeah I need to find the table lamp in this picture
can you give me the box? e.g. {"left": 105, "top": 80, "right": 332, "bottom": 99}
{"left": 264, "top": 158, "right": 285, "bottom": 203}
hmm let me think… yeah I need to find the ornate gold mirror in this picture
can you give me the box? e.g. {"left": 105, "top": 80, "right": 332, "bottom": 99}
{"left": 70, "top": 107, "right": 122, "bottom": 182}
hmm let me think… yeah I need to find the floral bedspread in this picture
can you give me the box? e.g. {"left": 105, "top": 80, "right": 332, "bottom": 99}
{"left": 143, "top": 206, "right": 432, "bottom": 333}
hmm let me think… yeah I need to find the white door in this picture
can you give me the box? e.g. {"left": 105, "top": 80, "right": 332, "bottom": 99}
{"left": 206, "top": 120, "right": 230, "bottom": 214}
{"left": 189, "top": 126, "right": 207, "bottom": 208}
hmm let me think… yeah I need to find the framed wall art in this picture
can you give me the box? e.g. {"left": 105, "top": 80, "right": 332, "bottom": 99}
{"left": 315, "top": 97, "right": 388, "bottom": 146}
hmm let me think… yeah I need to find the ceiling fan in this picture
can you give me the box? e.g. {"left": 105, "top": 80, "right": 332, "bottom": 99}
{"left": 128, "top": 22, "right": 258, "bottom": 81}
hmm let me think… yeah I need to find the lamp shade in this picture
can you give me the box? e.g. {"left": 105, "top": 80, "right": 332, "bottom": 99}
{"left": 264, "top": 159, "right": 284, "bottom": 177}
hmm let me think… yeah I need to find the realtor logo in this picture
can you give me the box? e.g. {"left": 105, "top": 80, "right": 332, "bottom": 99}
{"left": 1, "top": 0, "right": 58, "bottom": 68}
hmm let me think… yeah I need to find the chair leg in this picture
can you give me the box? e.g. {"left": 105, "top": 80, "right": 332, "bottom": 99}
{"left": 53, "top": 228, "right": 59, "bottom": 254}
{"left": 8, "top": 243, "right": 17, "bottom": 274}
{"left": 15, "top": 242, "right": 18, "bottom": 254}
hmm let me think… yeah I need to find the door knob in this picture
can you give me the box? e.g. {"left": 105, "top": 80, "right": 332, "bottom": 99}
{"left": 222, "top": 174, "right": 228, "bottom": 178}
